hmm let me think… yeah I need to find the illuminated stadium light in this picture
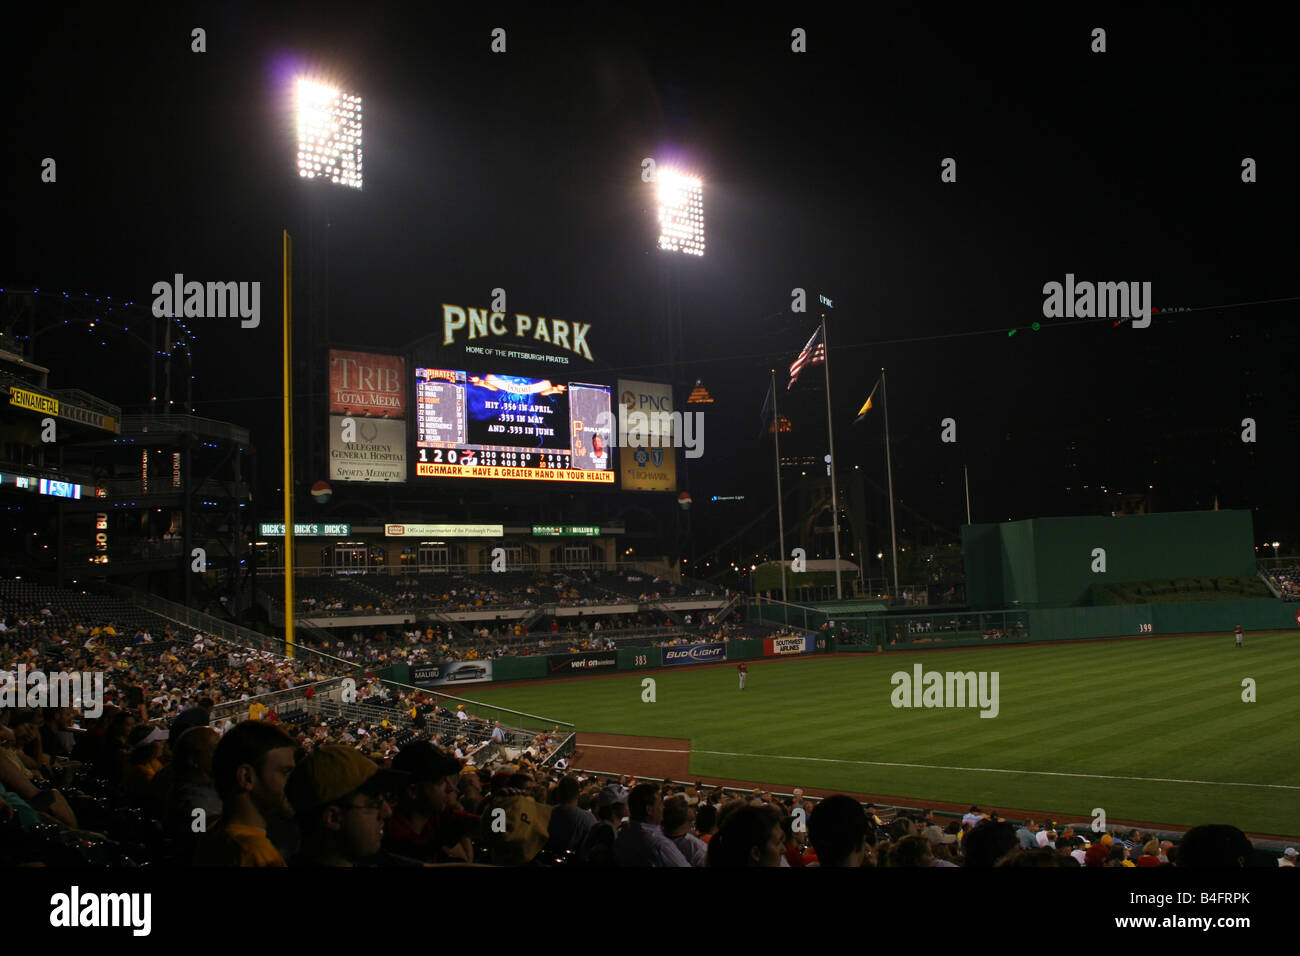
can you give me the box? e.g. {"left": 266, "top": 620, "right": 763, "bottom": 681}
{"left": 296, "top": 78, "right": 363, "bottom": 189}
{"left": 656, "top": 168, "right": 705, "bottom": 256}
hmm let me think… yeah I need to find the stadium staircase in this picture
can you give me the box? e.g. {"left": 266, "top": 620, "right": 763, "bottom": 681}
{"left": 714, "top": 591, "right": 740, "bottom": 621}
{"left": 517, "top": 607, "right": 547, "bottom": 632}
{"left": 1258, "top": 569, "right": 1283, "bottom": 599}
{"left": 650, "top": 600, "right": 687, "bottom": 626}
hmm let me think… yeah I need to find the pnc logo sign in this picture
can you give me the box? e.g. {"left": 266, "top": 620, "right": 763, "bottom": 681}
{"left": 621, "top": 390, "right": 670, "bottom": 411}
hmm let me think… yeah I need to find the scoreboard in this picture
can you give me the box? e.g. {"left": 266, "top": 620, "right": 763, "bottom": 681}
{"left": 414, "top": 368, "right": 615, "bottom": 483}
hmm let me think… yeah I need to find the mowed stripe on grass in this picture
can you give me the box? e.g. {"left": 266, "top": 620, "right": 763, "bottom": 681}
{"left": 467, "top": 632, "right": 1300, "bottom": 834}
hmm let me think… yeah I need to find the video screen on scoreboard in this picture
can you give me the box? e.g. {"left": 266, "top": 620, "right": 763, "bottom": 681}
{"left": 413, "top": 368, "right": 616, "bottom": 483}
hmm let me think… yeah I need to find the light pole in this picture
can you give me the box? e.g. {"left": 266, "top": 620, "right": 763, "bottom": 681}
{"left": 654, "top": 166, "right": 704, "bottom": 574}
{"left": 280, "top": 75, "right": 364, "bottom": 657}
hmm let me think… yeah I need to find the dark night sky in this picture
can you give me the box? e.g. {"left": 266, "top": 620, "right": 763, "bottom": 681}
{"left": 5, "top": 4, "right": 1298, "bottom": 561}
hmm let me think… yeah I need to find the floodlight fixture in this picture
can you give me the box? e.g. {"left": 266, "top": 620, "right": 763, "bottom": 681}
{"left": 656, "top": 168, "right": 705, "bottom": 256}
{"left": 296, "top": 78, "right": 363, "bottom": 189}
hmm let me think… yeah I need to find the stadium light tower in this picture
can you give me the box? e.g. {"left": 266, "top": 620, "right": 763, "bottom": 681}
{"left": 296, "top": 78, "right": 363, "bottom": 189}
{"left": 652, "top": 166, "right": 704, "bottom": 575}
{"left": 655, "top": 169, "right": 705, "bottom": 256}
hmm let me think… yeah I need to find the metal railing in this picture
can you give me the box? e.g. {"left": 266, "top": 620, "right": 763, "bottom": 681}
{"left": 747, "top": 596, "right": 830, "bottom": 632}
{"left": 52, "top": 387, "right": 122, "bottom": 418}
{"left": 203, "top": 673, "right": 574, "bottom": 744}
{"left": 867, "top": 609, "right": 1032, "bottom": 648}
{"left": 249, "top": 561, "right": 730, "bottom": 587}
{"left": 105, "top": 584, "right": 361, "bottom": 674}
{"left": 97, "top": 477, "right": 248, "bottom": 499}
{"left": 120, "top": 413, "right": 251, "bottom": 445}
{"left": 206, "top": 677, "right": 348, "bottom": 725}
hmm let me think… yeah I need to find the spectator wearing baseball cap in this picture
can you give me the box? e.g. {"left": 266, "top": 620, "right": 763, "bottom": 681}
{"left": 1279, "top": 847, "right": 1297, "bottom": 867}
{"left": 695, "top": 803, "right": 719, "bottom": 844}
{"left": 195, "top": 720, "right": 297, "bottom": 866}
{"left": 663, "top": 793, "right": 708, "bottom": 866}
{"left": 164, "top": 726, "right": 222, "bottom": 861}
{"left": 169, "top": 698, "right": 214, "bottom": 744}
{"left": 121, "top": 725, "right": 168, "bottom": 798}
{"left": 286, "top": 745, "right": 408, "bottom": 866}
{"left": 384, "top": 741, "right": 472, "bottom": 862}
{"left": 475, "top": 786, "right": 554, "bottom": 866}
{"left": 582, "top": 782, "right": 628, "bottom": 866}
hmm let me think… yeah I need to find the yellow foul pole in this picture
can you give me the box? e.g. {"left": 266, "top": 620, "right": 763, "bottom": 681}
{"left": 282, "top": 230, "right": 295, "bottom": 658}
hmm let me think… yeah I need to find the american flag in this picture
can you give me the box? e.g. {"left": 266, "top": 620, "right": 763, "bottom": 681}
{"left": 787, "top": 326, "right": 825, "bottom": 389}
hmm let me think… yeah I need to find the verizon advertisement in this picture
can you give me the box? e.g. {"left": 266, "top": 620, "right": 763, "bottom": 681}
{"left": 328, "top": 350, "right": 408, "bottom": 484}
{"left": 547, "top": 651, "right": 617, "bottom": 675}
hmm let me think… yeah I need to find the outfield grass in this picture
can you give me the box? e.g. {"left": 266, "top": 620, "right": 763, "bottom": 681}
{"left": 468, "top": 632, "right": 1300, "bottom": 835}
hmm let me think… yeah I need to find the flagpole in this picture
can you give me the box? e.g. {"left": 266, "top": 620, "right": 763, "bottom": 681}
{"left": 964, "top": 464, "right": 972, "bottom": 525}
{"left": 822, "top": 318, "right": 843, "bottom": 599}
{"left": 882, "top": 367, "right": 899, "bottom": 597}
{"left": 770, "top": 370, "right": 788, "bottom": 616}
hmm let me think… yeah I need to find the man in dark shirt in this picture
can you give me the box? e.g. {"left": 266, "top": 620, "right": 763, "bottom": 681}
{"left": 384, "top": 741, "right": 477, "bottom": 862}
{"left": 544, "top": 774, "right": 596, "bottom": 861}
{"left": 40, "top": 707, "right": 76, "bottom": 762}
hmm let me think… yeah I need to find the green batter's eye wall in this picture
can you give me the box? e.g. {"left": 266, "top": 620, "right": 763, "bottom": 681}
{"left": 961, "top": 509, "right": 1257, "bottom": 609}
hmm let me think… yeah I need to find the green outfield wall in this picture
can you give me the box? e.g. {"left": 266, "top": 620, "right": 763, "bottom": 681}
{"left": 962, "top": 510, "right": 1256, "bottom": 608}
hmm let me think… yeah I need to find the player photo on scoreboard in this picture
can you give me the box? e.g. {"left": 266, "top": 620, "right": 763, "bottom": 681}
{"left": 569, "top": 383, "right": 613, "bottom": 471}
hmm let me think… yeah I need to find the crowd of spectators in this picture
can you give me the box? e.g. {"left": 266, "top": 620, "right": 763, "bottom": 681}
{"left": 2, "top": 614, "right": 325, "bottom": 722}
{"left": 1264, "top": 564, "right": 1300, "bottom": 601}
{"left": 265, "top": 568, "right": 728, "bottom": 619}
{"left": 290, "top": 606, "right": 768, "bottom": 668}
{"left": 14, "top": 714, "right": 1290, "bottom": 868}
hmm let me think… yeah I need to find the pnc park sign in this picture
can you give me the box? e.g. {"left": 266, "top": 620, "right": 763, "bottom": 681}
{"left": 440, "top": 303, "right": 594, "bottom": 362}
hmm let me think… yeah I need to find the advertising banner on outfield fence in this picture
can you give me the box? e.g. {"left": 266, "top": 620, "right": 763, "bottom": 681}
{"left": 546, "top": 651, "right": 617, "bottom": 675}
{"left": 764, "top": 635, "right": 816, "bottom": 656}
{"left": 410, "top": 661, "right": 494, "bottom": 686}
{"left": 662, "top": 643, "right": 727, "bottom": 666}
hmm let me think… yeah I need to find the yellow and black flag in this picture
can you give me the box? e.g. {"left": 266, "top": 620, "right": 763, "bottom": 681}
{"left": 854, "top": 378, "right": 880, "bottom": 424}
